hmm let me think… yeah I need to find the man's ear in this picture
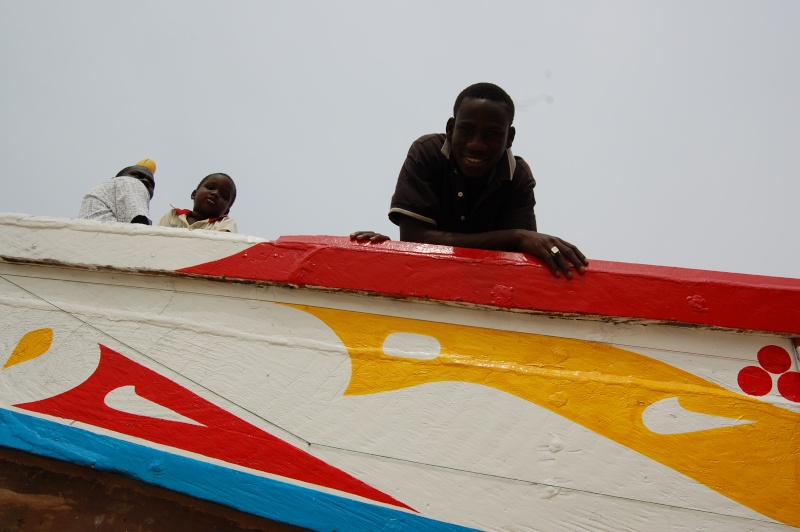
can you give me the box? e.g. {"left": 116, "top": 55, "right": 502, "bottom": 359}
{"left": 506, "top": 126, "right": 516, "bottom": 149}
{"left": 190, "top": 190, "right": 197, "bottom": 200}
{"left": 445, "top": 117, "right": 455, "bottom": 140}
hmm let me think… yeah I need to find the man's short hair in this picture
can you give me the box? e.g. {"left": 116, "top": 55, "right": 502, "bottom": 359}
{"left": 453, "top": 83, "right": 515, "bottom": 125}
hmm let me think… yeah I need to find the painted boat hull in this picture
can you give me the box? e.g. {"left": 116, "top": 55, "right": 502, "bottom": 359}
{"left": 1, "top": 214, "right": 798, "bottom": 531}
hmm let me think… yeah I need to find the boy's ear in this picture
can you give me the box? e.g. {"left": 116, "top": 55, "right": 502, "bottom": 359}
{"left": 191, "top": 190, "right": 197, "bottom": 200}
{"left": 506, "top": 126, "right": 516, "bottom": 149}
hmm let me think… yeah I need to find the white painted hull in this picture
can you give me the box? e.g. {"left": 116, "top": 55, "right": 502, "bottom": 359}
{"left": 1, "top": 214, "right": 798, "bottom": 531}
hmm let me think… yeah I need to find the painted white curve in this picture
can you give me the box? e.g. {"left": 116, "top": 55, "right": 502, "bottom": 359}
{"left": 382, "top": 332, "right": 441, "bottom": 360}
{"left": 104, "top": 385, "right": 205, "bottom": 426}
{"left": 642, "top": 396, "right": 754, "bottom": 435}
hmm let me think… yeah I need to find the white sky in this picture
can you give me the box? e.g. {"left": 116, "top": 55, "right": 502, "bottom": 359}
{"left": 1, "top": 1, "right": 798, "bottom": 278}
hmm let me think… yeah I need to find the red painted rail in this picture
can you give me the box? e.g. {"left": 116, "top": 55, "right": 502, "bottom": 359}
{"left": 179, "top": 236, "right": 800, "bottom": 336}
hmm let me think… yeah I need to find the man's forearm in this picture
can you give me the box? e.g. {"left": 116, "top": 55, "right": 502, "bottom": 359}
{"left": 399, "top": 218, "right": 521, "bottom": 252}
{"left": 398, "top": 216, "right": 587, "bottom": 279}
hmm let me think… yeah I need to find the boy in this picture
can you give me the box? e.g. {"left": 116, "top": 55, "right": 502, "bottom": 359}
{"left": 79, "top": 159, "right": 156, "bottom": 225}
{"left": 353, "top": 82, "right": 587, "bottom": 279}
{"left": 158, "top": 173, "right": 238, "bottom": 232}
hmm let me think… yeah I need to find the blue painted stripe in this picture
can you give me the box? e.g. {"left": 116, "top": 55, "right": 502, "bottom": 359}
{"left": 0, "top": 408, "right": 477, "bottom": 532}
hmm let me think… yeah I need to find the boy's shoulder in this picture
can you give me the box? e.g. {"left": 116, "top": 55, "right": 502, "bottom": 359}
{"left": 406, "top": 133, "right": 448, "bottom": 166}
{"left": 412, "top": 133, "right": 446, "bottom": 149}
{"left": 211, "top": 216, "right": 237, "bottom": 233}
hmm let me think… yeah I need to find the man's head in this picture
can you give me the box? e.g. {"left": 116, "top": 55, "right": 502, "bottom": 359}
{"left": 453, "top": 83, "right": 515, "bottom": 125}
{"left": 191, "top": 173, "right": 236, "bottom": 219}
{"left": 116, "top": 165, "right": 156, "bottom": 199}
{"left": 446, "top": 83, "right": 516, "bottom": 179}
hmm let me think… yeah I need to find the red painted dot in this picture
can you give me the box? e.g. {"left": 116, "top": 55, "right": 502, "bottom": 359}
{"left": 757, "top": 345, "right": 792, "bottom": 374}
{"left": 777, "top": 372, "right": 800, "bottom": 402}
{"left": 737, "top": 366, "right": 772, "bottom": 396}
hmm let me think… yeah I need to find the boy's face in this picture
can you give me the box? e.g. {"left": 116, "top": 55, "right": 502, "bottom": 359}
{"left": 191, "top": 175, "right": 234, "bottom": 219}
{"left": 445, "top": 97, "right": 515, "bottom": 179}
{"left": 121, "top": 166, "right": 156, "bottom": 198}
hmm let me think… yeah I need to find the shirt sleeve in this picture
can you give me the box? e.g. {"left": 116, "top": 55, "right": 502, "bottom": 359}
{"left": 79, "top": 180, "right": 118, "bottom": 221}
{"left": 156, "top": 210, "right": 175, "bottom": 228}
{"left": 388, "top": 136, "right": 445, "bottom": 227}
{"left": 79, "top": 194, "right": 114, "bottom": 221}
{"left": 495, "top": 157, "right": 537, "bottom": 231}
{"left": 113, "top": 177, "right": 151, "bottom": 223}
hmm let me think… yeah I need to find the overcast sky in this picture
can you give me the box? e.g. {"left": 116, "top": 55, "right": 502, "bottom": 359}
{"left": 1, "top": 1, "right": 797, "bottom": 278}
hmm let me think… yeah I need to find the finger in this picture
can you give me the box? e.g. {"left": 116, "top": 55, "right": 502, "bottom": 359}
{"left": 559, "top": 240, "right": 588, "bottom": 266}
{"left": 554, "top": 252, "right": 573, "bottom": 279}
{"left": 560, "top": 247, "right": 586, "bottom": 274}
{"left": 353, "top": 232, "right": 374, "bottom": 241}
{"left": 540, "top": 250, "right": 561, "bottom": 278}
{"left": 546, "top": 244, "right": 575, "bottom": 279}
{"left": 570, "top": 246, "right": 589, "bottom": 266}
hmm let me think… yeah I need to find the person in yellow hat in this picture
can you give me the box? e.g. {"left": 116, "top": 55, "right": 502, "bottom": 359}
{"left": 78, "top": 159, "right": 156, "bottom": 225}
{"left": 135, "top": 158, "right": 156, "bottom": 174}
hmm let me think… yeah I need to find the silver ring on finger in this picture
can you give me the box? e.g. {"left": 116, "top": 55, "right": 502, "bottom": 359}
{"left": 550, "top": 246, "right": 560, "bottom": 256}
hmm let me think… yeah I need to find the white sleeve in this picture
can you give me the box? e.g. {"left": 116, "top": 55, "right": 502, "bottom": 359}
{"left": 113, "top": 177, "right": 151, "bottom": 223}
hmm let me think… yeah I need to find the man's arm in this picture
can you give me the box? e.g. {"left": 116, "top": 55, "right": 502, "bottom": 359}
{"left": 114, "top": 177, "right": 152, "bottom": 224}
{"left": 399, "top": 216, "right": 587, "bottom": 279}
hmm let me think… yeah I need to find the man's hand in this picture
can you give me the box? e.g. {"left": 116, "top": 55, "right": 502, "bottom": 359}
{"left": 350, "top": 231, "right": 391, "bottom": 242}
{"left": 398, "top": 217, "right": 587, "bottom": 279}
{"left": 513, "top": 229, "right": 588, "bottom": 279}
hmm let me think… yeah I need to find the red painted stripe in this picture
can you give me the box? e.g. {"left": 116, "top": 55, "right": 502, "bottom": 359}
{"left": 178, "top": 236, "right": 800, "bottom": 335}
{"left": 16, "top": 344, "right": 413, "bottom": 510}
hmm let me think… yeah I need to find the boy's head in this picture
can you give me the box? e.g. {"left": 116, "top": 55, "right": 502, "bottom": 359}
{"left": 446, "top": 82, "right": 516, "bottom": 179}
{"left": 116, "top": 165, "right": 156, "bottom": 199}
{"left": 453, "top": 83, "right": 515, "bottom": 125}
{"left": 191, "top": 173, "right": 236, "bottom": 219}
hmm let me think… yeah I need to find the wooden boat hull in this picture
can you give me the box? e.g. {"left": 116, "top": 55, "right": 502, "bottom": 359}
{"left": 1, "top": 214, "right": 798, "bottom": 530}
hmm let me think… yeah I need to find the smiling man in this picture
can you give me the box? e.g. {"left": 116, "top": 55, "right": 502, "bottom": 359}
{"left": 377, "top": 82, "right": 588, "bottom": 278}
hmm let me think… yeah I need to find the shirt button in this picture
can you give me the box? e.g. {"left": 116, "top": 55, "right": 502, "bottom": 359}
{"left": 458, "top": 192, "right": 464, "bottom": 197}
{"left": 460, "top": 216, "right": 466, "bottom": 221}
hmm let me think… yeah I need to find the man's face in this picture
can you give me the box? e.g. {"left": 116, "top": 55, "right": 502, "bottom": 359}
{"left": 446, "top": 98, "right": 515, "bottom": 179}
{"left": 121, "top": 166, "right": 156, "bottom": 198}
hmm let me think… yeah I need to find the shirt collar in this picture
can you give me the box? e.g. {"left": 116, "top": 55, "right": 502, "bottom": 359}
{"left": 441, "top": 138, "right": 517, "bottom": 180}
{"left": 173, "top": 206, "right": 227, "bottom": 224}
